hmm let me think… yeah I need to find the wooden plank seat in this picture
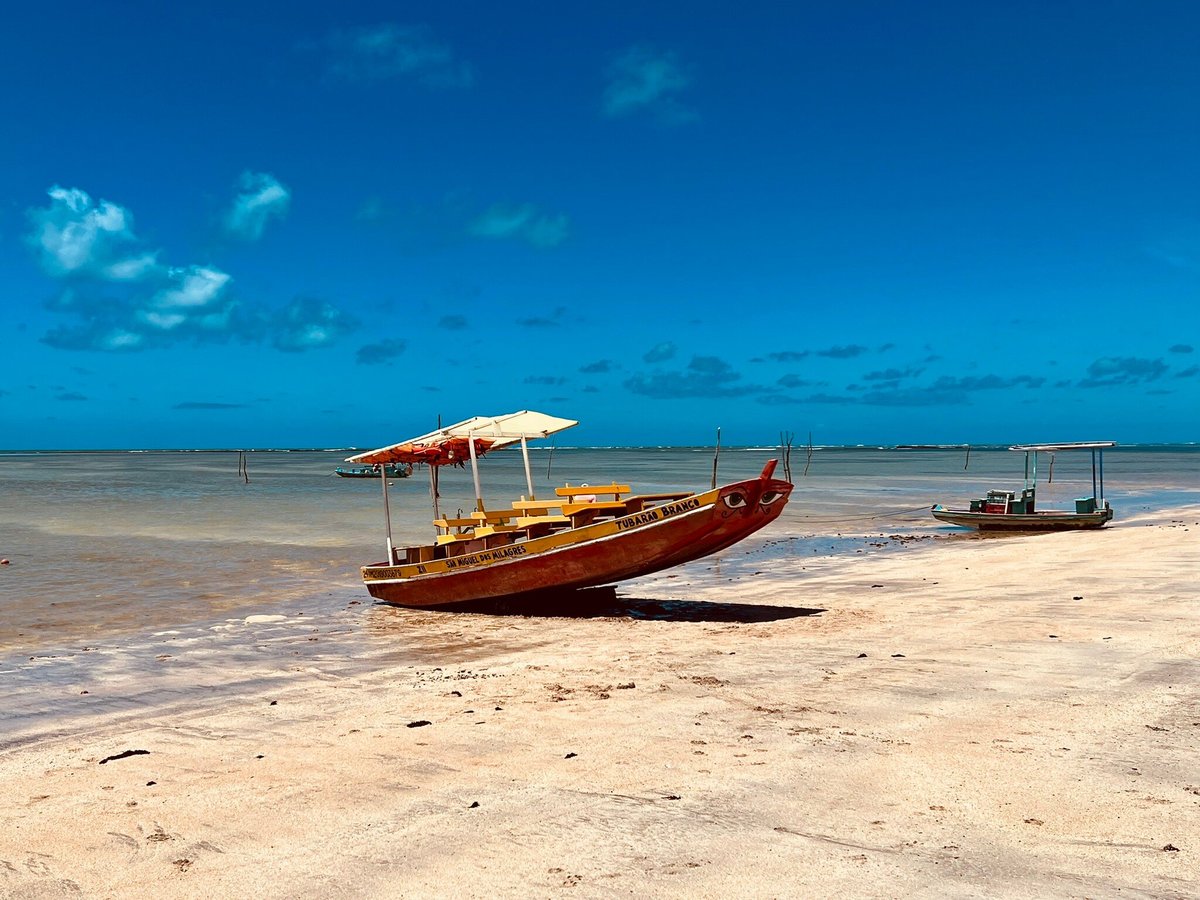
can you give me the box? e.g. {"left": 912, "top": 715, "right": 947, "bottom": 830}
{"left": 469, "top": 509, "right": 521, "bottom": 532}
{"left": 514, "top": 513, "right": 572, "bottom": 538}
{"left": 471, "top": 509, "right": 519, "bottom": 523}
{"left": 436, "top": 532, "right": 479, "bottom": 545}
{"left": 560, "top": 500, "right": 627, "bottom": 516}
{"left": 434, "top": 516, "right": 481, "bottom": 544}
{"left": 555, "top": 483, "right": 631, "bottom": 501}
{"left": 560, "top": 500, "right": 628, "bottom": 527}
{"left": 435, "top": 516, "right": 478, "bottom": 530}
{"left": 511, "top": 499, "right": 565, "bottom": 514}
{"left": 473, "top": 523, "right": 521, "bottom": 537}
{"left": 514, "top": 514, "right": 571, "bottom": 527}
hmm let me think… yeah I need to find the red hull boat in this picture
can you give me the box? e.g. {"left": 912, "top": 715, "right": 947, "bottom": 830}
{"left": 362, "top": 465, "right": 792, "bottom": 607}
{"left": 345, "top": 411, "right": 793, "bottom": 609}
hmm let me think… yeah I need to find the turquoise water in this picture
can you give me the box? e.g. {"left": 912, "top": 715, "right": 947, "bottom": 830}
{"left": 0, "top": 445, "right": 1196, "bottom": 654}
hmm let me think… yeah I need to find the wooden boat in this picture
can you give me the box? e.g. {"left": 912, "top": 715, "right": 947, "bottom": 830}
{"left": 932, "top": 441, "right": 1115, "bottom": 531}
{"left": 335, "top": 463, "right": 412, "bottom": 479}
{"left": 345, "top": 411, "right": 794, "bottom": 607}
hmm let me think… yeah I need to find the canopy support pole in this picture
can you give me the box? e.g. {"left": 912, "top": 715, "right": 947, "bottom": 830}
{"left": 467, "top": 432, "right": 484, "bottom": 511}
{"left": 380, "top": 466, "right": 395, "bottom": 564}
{"left": 520, "top": 435, "right": 535, "bottom": 499}
{"left": 429, "top": 464, "right": 440, "bottom": 523}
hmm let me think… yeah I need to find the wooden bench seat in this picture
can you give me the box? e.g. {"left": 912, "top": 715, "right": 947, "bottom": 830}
{"left": 560, "top": 500, "right": 627, "bottom": 517}
{"left": 435, "top": 515, "right": 484, "bottom": 544}
{"left": 560, "top": 500, "right": 627, "bottom": 527}
{"left": 436, "top": 531, "right": 480, "bottom": 545}
{"left": 555, "top": 483, "right": 631, "bottom": 501}
{"left": 470, "top": 509, "right": 520, "bottom": 525}
{"left": 473, "top": 523, "right": 521, "bottom": 537}
{"left": 514, "top": 514, "right": 571, "bottom": 528}
{"left": 434, "top": 516, "right": 478, "bottom": 531}
{"left": 511, "top": 499, "right": 565, "bottom": 514}
{"left": 513, "top": 513, "right": 571, "bottom": 538}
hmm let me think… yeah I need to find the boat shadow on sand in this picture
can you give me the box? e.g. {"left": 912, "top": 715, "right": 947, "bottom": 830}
{"left": 416, "top": 586, "right": 825, "bottom": 623}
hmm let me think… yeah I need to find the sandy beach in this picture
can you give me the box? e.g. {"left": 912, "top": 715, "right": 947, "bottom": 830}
{"left": 2, "top": 507, "right": 1197, "bottom": 899}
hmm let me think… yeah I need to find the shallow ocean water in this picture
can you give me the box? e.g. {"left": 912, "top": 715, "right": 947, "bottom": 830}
{"left": 0, "top": 444, "right": 1196, "bottom": 655}
{"left": 1, "top": 444, "right": 1196, "bottom": 746}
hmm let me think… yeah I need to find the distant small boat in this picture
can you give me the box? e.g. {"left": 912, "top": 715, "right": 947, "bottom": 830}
{"left": 932, "top": 441, "right": 1115, "bottom": 531}
{"left": 344, "top": 410, "right": 793, "bottom": 608}
{"left": 335, "top": 463, "right": 412, "bottom": 479}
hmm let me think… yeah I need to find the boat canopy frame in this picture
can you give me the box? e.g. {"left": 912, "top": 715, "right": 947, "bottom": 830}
{"left": 1007, "top": 441, "right": 1116, "bottom": 502}
{"left": 347, "top": 410, "right": 579, "bottom": 563}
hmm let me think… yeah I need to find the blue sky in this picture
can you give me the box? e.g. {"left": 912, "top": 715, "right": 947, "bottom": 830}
{"left": 2, "top": 0, "right": 1197, "bottom": 449}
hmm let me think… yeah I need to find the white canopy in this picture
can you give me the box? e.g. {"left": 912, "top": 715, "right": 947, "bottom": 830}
{"left": 347, "top": 410, "right": 578, "bottom": 465}
{"left": 1009, "top": 441, "right": 1116, "bottom": 452}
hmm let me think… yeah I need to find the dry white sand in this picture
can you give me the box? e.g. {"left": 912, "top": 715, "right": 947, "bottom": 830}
{"left": 2, "top": 508, "right": 1198, "bottom": 898}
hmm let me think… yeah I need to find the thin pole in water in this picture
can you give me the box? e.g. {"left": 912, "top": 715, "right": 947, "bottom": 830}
{"left": 431, "top": 412, "right": 442, "bottom": 521}
{"left": 711, "top": 426, "right": 721, "bottom": 489}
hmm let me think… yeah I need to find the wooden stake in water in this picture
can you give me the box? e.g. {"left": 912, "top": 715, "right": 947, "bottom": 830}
{"left": 711, "top": 427, "right": 721, "bottom": 489}
{"left": 431, "top": 413, "right": 442, "bottom": 522}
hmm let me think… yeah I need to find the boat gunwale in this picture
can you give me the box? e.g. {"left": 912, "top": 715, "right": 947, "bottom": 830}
{"left": 931, "top": 505, "right": 1113, "bottom": 530}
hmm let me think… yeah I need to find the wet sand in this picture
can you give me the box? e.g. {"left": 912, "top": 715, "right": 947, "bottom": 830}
{"left": 1, "top": 508, "right": 1197, "bottom": 898}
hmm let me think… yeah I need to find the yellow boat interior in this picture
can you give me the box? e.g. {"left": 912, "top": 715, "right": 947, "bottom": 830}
{"left": 396, "top": 482, "right": 695, "bottom": 565}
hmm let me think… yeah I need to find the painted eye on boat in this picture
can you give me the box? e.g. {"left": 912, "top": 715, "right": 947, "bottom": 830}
{"left": 723, "top": 492, "right": 747, "bottom": 509}
{"left": 760, "top": 490, "right": 782, "bottom": 506}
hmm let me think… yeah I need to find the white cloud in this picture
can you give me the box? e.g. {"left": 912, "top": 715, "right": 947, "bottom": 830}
{"left": 153, "top": 266, "right": 232, "bottom": 310}
{"left": 223, "top": 172, "right": 291, "bottom": 241}
{"left": 643, "top": 341, "right": 677, "bottom": 364}
{"left": 136, "top": 266, "right": 235, "bottom": 332}
{"left": 468, "top": 203, "right": 569, "bottom": 248}
{"left": 326, "top": 23, "right": 473, "bottom": 88}
{"left": 99, "top": 329, "right": 145, "bottom": 351}
{"left": 272, "top": 297, "right": 357, "bottom": 352}
{"left": 603, "top": 46, "right": 696, "bottom": 123}
{"left": 29, "top": 184, "right": 355, "bottom": 354}
{"left": 27, "top": 186, "right": 159, "bottom": 280}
